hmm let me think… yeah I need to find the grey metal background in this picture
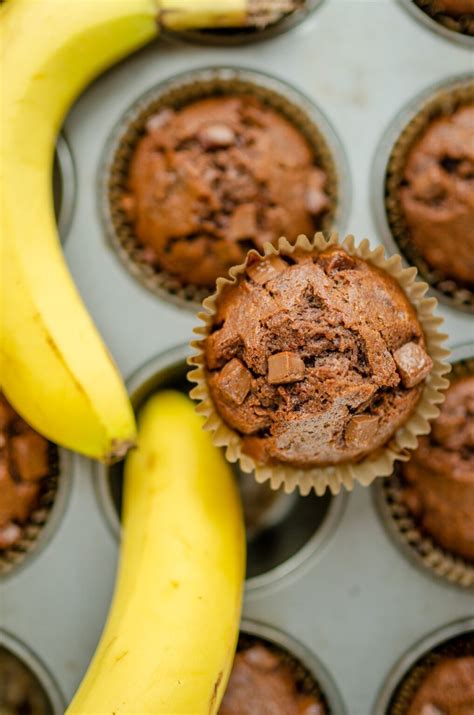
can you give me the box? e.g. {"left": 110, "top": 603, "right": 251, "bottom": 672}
{"left": 1, "top": 1, "right": 473, "bottom": 713}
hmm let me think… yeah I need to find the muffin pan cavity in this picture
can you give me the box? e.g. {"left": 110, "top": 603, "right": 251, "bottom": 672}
{"left": 96, "top": 344, "right": 347, "bottom": 592}
{"left": 0, "top": 631, "right": 65, "bottom": 715}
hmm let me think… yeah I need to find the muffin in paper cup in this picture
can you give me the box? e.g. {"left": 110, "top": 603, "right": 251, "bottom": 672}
{"left": 0, "top": 443, "right": 61, "bottom": 578}
{"left": 100, "top": 66, "right": 348, "bottom": 311}
{"left": 188, "top": 232, "right": 450, "bottom": 496}
{"left": 382, "top": 76, "right": 474, "bottom": 313}
{"left": 374, "top": 346, "right": 474, "bottom": 589}
{"left": 383, "top": 627, "right": 474, "bottom": 715}
{"left": 413, "top": 0, "right": 474, "bottom": 38}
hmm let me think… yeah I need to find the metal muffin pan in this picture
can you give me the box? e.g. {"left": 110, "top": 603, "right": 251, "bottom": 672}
{"left": 1, "top": 2, "right": 473, "bottom": 713}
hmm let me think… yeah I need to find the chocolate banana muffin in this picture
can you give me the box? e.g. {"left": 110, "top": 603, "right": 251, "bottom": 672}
{"left": 121, "top": 95, "right": 330, "bottom": 288}
{"left": 0, "top": 395, "right": 51, "bottom": 549}
{"left": 219, "top": 643, "right": 325, "bottom": 715}
{"left": 406, "top": 656, "right": 474, "bottom": 715}
{"left": 401, "top": 375, "right": 474, "bottom": 561}
{"left": 399, "top": 104, "right": 474, "bottom": 288}
{"left": 204, "top": 246, "right": 433, "bottom": 468}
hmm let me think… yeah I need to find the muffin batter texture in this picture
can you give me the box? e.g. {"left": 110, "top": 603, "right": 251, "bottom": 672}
{"left": 205, "top": 246, "right": 433, "bottom": 468}
{"left": 406, "top": 656, "right": 474, "bottom": 715}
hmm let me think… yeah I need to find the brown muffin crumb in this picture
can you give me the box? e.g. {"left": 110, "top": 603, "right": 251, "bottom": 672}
{"left": 204, "top": 246, "right": 431, "bottom": 468}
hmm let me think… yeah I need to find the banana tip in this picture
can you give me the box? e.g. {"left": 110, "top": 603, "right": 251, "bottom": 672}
{"left": 103, "top": 438, "right": 136, "bottom": 464}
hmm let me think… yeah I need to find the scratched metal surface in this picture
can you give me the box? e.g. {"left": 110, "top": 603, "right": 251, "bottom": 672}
{"left": 1, "top": 1, "right": 473, "bottom": 713}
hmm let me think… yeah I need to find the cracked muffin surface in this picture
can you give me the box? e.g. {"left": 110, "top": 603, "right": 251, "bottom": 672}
{"left": 399, "top": 104, "right": 474, "bottom": 287}
{"left": 219, "top": 643, "right": 325, "bottom": 715}
{"left": 204, "top": 246, "right": 433, "bottom": 468}
{"left": 121, "top": 95, "right": 330, "bottom": 288}
{"left": 406, "top": 656, "right": 474, "bottom": 715}
{"left": 433, "top": 0, "right": 474, "bottom": 16}
{"left": 401, "top": 375, "right": 474, "bottom": 561}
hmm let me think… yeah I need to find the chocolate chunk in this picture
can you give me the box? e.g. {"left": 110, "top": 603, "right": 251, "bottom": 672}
{"left": 228, "top": 203, "right": 257, "bottom": 242}
{"left": 215, "top": 358, "right": 251, "bottom": 406}
{"left": 420, "top": 705, "right": 445, "bottom": 715}
{"left": 120, "top": 194, "right": 136, "bottom": 219}
{"left": 9, "top": 432, "right": 49, "bottom": 481}
{"left": 393, "top": 341, "right": 433, "bottom": 388}
{"left": 145, "top": 108, "right": 174, "bottom": 134}
{"left": 268, "top": 352, "right": 305, "bottom": 384}
{"left": 345, "top": 414, "right": 379, "bottom": 448}
{"left": 198, "top": 123, "right": 235, "bottom": 149}
{"left": 246, "top": 256, "right": 287, "bottom": 285}
{"left": 320, "top": 248, "right": 357, "bottom": 274}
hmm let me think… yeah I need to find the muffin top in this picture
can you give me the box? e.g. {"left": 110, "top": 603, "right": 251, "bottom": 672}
{"left": 399, "top": 104, "right": 474, "bottom": 287}
{"left": 0, "top": 395, "right": 50, "bottom": 550}
{"left": 121, "top": 95, "right": 330, "bottom": 288}
{"left": 401, "top": 375, "right": 474, "bottom": 560}
{"left": 434, "top": 0, "right": 474, "bottom": 16}
{"left": 205, "top": 246, "right": 432, "bottom": 468}
{"left": 406, "top": 656, "right": 474, "bottom": 715}
{"left": 219, "top": 643, "right": 324, "bottom": 715}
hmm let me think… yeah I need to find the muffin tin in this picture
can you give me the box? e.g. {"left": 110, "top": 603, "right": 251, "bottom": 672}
{"left": 2, "top": 1, "right": 473, "bottom": 713}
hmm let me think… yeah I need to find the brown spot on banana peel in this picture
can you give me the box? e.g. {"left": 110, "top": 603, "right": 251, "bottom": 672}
{"left": 209, "top": 671, "right": 223, "bottom": 714}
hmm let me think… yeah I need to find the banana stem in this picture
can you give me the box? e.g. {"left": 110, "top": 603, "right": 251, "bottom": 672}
{"left": 158, "top": 0, "right": 247, "bottom": 30}
{"left": 158, "top": 0, "right": 300, "bottom": 30}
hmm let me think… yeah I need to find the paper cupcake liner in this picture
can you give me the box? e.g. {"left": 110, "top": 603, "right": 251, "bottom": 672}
{"left": 101, "top": 66, "right": 344, "bottom": 311}
{"left": 384, "top": 77, "right": 474, "bottom": 312}
{"left": 235, "top": 633, "right": 329, "bottom": 712}
{"left": 387, "top": 631, "right": 474, "bottom": 714}
{"left": 188, "top": 232, "right": 451, "bottom": 496}
{"left": 414, "top": 0, "right": 474, "bottom": 36}
{"left": 375, "top": 353, "right": 474, "bottom": 589}
{"left": 0, "top": 443, "right": 60, "bottom": 577}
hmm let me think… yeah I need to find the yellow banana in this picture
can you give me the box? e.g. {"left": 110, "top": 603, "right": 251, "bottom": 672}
{"left": 67, "top": 391, "right": 245, "bottom": 715}
{"left": 0, "top": 0, "right": 253, "bottom": 460}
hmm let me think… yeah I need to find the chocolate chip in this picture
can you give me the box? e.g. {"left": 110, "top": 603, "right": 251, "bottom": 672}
{"left": 393, "top": 341, "right": 433, "bottom": 388}
{"left": 320, "top": 248, "right": 357, "bottom": 274}
{"left": 345, "top": 414, "right": 379, "bottom": 448}
{"left": 145, "top": 108, "right": 174, "bottom": 134}
{"left": 268, "top": 352, "right": 305, "bottom": 384}
{"left": 215, "top": 358, "right": 251, "bottom": 405}
{"left": 9, "top": 432, "right": 49, "bottom": 482}
{"left": 198, "top": 123, "right": 235, "bottom": 149}
{"left": 246, "top": 256, "right": 287, "bottom": 285}
{"left": 420, "top": 704, "right": 445, "bottom": 715}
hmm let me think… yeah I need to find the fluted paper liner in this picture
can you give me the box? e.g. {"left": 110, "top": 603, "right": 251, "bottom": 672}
{"left": 414, "top": 0, "right": 474, "bottom": 36}
{"left": 102, "top": 67, "right": 340, "bottom": 311}
{"left": 387, "top": 631, "right": 474, "bottom": 714}
{"left": 385, "top": 77, "right": 474, "bottom": 312}
{"left": 188, "top": 233, "right": 451, "bottom": 496}
{"left": 376, "top": 354, "right": 474, "bottom": 589}
{"left": 0, "top": 444, "right": 60, "bottom": 577}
